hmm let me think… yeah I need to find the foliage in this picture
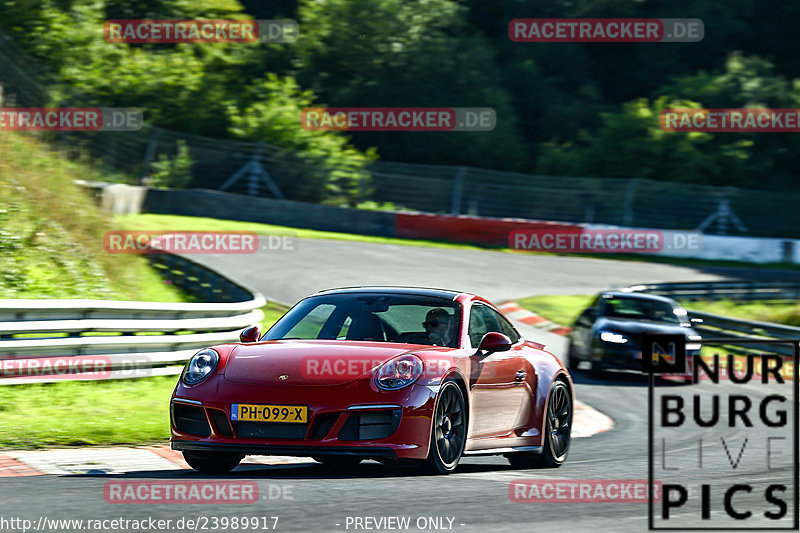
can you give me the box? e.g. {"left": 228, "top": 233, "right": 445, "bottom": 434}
{"left": 0, "top": 132, "right": 188, "bottom": 301}
{"left": 149, "top": 140, "right": 193, "bottom": 188}
{"left": 3, "top": 0, "right": 800, "bottom": 191}
{"left": 227, "top": 74, "right": 376, "bottom": 205}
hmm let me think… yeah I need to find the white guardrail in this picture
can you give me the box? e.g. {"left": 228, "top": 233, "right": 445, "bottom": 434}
{"left": 0, "top": 254, "right": 265, "bottom": 384}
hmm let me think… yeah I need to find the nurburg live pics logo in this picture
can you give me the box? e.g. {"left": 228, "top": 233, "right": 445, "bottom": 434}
{"left": 643, "top": 333, "right": 799, "bottom": 530}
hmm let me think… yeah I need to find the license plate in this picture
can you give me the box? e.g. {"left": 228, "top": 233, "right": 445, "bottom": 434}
{"left": 231, "top": 404, "right": 307, "bottom": 423}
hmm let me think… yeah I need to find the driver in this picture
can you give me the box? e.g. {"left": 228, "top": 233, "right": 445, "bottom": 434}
{"left": 423, "top": 308, "right": 453, "bottom": 347}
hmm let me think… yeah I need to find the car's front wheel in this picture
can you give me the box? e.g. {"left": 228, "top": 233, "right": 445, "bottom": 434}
{"left": 183, "top": 450, "right": 244, "bottom": 474}
{"left": 507, "top": 378, "right": 572, "bottom": 469}
{"left": 423, "top": 380, "right": 467, "bottom": 474}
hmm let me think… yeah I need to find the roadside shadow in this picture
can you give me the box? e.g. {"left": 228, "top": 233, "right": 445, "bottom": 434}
{"left": 66, "top": 456, "right": 530, "bottom": 480}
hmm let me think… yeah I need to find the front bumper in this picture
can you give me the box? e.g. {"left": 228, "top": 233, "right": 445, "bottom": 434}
{"left": 169, "top": 377, "right": 438, "bottom": 460}
{"left": 594, "top": 344, "right": 700, "bottom": 372}
{"left": 171, "top": 440, "right": 398, "bottom": 459}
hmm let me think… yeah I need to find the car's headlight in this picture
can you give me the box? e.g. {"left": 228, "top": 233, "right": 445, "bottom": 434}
{"left": 182, "top": 348, "right": 219, "bottom": 386}
{"left": 687, "top": 334, "right": 702, "bottom": 351}
{"left": 375, "top": 354, "right": 423, "bottom": 390}
{"left": 599, "top": 331, "right": 629, "bottom": 344}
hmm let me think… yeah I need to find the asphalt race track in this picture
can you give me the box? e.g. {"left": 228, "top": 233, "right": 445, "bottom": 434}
{"left": 1, "top": 239, "right": 797, "bottom": 533}
{"left": 188, "top": 237, "right": 800, "bottom": 305}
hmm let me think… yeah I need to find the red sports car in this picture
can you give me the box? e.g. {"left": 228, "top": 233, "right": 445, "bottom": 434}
{"left": 170, "top": 287, "right": 574, "bottom": 474}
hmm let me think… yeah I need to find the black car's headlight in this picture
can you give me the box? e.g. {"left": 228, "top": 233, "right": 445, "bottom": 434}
{"left": 687, "top": 334, "right": 702, "bottom": 351}
{"left": 375, "top": 354, "right": 423, "bottom": 390}
{"left": 599, "top": 331, "right": 629, "bottom": 344}
{"left": 182, "top": 348, "right": 219, "bottom": 386}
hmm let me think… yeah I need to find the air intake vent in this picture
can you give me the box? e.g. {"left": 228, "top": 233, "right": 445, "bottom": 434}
{"left": 208, "top": 409, "right": 234, "bottom": 437}
{"left": 337, "top": 410, "right": 401, "bottom": 441}
{"left": 309, "top": 412, "right": 340, "bottom": 440}
{"left": 172, "top": 403, "right": 211, "bottom": 438}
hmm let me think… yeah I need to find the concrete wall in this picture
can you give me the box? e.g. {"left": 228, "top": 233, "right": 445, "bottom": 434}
{"left": 142, "top": 188, "right": 396, "bottom": 237}
{"left": 89, "top": 183, "right": 796, "bottom": 264}
{"left": 586, "top": 224, "right": 798, "bottom": 264}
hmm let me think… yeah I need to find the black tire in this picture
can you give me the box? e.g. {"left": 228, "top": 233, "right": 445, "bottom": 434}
{"left": 183, "top": 450, "right": 244, "bottom": 474}
{"left": 423, "top": 380, "right": 467, "bottom": 475}
{"left": 507, "top": 379, "right": 572, "bottom": 469}
{"left": 566, "top": 339, "right": 578, "bottom": 370}
{"left": 312, "top": 456, "right": 363, "bottom": 468}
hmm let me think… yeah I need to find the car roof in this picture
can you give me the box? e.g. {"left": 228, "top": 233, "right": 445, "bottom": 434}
{"left": 312, "top": 286, "right": 467, "bottom": 301}
{"left": 600, "top": 290, "right": 680, "bottom": 306}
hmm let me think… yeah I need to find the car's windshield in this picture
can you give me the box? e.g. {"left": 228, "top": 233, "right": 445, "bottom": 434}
{"left": 263, "top": 293, "right": 461, "bottom": 347}
{"left": 600, "top": 297, "right": 683, "bottom": 325}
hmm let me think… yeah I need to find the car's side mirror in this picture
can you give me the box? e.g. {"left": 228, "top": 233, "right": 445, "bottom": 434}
{"left": 475, "top": 332, "right": 512, "bottom": 356}
{"left": 240, "top": 325, "right": 261, "bottom": 343}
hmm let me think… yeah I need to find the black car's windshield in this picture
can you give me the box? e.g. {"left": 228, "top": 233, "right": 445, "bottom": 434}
{"left": 600, "top": 297, "right": 684, "bottom": 325}
{"left": 263, "top": 293, "right": 461, "bottom": 347}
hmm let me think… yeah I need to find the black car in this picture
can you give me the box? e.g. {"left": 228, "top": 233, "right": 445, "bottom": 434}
{"left": 566, "top": 291, "right": 701, "bottom": 375}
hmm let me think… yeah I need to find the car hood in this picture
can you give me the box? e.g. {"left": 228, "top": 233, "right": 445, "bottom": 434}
{"left": 223, "top": 340, "right": 443, "bottom": 385}
{"left": 594, "top": 318, "right": 698, "bottom": 339}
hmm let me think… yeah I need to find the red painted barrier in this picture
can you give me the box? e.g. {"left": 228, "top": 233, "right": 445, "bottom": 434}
{"left": 395, "top": 213, "right": 580, "bottom": 246}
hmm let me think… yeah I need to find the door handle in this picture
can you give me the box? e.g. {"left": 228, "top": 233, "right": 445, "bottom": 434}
{"left": 515, "top": 370, "right": 527, "bottom": 382}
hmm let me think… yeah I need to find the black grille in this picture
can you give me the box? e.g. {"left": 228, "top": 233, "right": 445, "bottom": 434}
{"left": 172, "top": 403, "right": 211, "bottom": 438}
{"left": 208, "top": 409, "right": 234, "bottom": 437}
{"left": 337, "top": 410, "right": 401, "bottom": 441}
{"left": 308, "top": 412, "right": 340, "bottom": 440}
{"left": 233, "top": 421, "right": 309, "bottom": 439}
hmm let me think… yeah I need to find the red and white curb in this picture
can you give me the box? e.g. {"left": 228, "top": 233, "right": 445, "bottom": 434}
{"left": 0, "top": 404, "right": 614, "bottom": 477}
{"left": 498, "top": 302, "right": 572, "bottom": 336}
{"left": 572, "top": 400, "right": 615, "bottom": 438}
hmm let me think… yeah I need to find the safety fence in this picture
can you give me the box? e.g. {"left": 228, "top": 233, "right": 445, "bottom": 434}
{"left": 627, "top": 280, "right": 800, "bottom": 302}
{"left": 0, "top": 254, "right": 264, "bottom": 385}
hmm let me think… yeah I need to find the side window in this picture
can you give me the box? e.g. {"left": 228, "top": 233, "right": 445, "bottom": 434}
{"left": 468, "top": 304, "right": 490, "bottom": 347}
{"left": 491, "top": 309, "right": 521, "bottom": 344}
{"left": 469, "top": 304, "right": 519, "bottom": 346}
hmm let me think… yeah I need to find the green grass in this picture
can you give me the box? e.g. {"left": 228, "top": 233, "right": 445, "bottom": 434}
{"left": 516, "top": 294, "right": 595, "bottom": 326}
{"left": 0, "top": 133, "right": 187, "bottom": 302}
{"left": 677, "top": 299, "right": 800, "bottom": 326}
{"left": 260, "top": 301, "right": 290, "bottom": 331}
{"left": 0, "top": 377, "right": 177, "bottom": 449}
